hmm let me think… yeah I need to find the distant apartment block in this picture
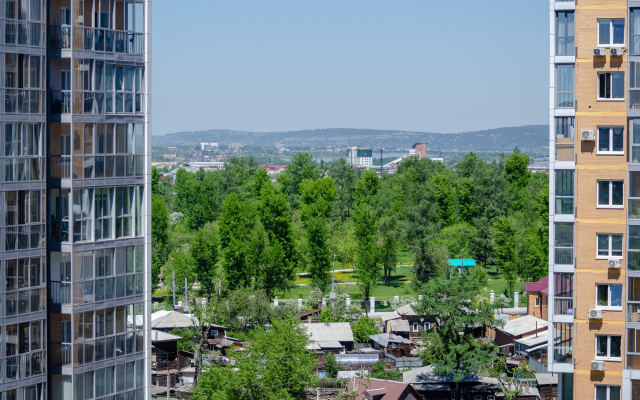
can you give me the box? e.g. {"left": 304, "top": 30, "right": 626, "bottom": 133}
{"left": 228, "top": 142, "right": 243, "bottom": 151}
{"left": 347, "top": 147, "right": 373, "bottom": 167}
{"left": 411, "top": 143, "right": 428, "bottom": 159}
{"left": 200, "top": 141, "right": 218, "bottom": 151}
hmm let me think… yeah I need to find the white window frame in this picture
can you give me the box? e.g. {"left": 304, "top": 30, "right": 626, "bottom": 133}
{"left": 412, "top": 322, "right": 418, "bottom": 332}
{"left": 597, "top": 72, "right": 625, "bottom": 101}
{"left": 597, "top": 127, "right": 624, "bottom": 155}
{"left": 535, "top": 297, "right": 540, "bottom": 307}
{"left": 424, "top": 322, "right": 430, "bottom": 331}
{"left": 597, "top": 180, "right": 624, "bottom": 208}
{"left": 594, "top": 335, "right": 622, "bottom": 361}
{"left": 596, "top": 284, "right": 623, "bottom": 310}
{"left": 597, "top": 19, "right": 625, "bottom": 47}
{"left": 596, "top": 233, "right": 624, "bottom": 259}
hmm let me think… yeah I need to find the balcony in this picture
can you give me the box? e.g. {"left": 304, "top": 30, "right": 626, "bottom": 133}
{"left": 554, "top": 298, "right": 574, "bottom": 316}
{"left": 5, "top": 90, "right": 44, "bottom": 114}
{"left": 5, "top": 20, "right": 43, "bottom": 46}
{"left": 632, "top": 90, "right": 640, "bottom": 110}
{"left": 50, "top": 342, "right": 72, "bottom": 367}
{"left": 51, "top": 90, "right": 71, "bottom": 114}
{"left": 50, "top": 25, "right": 143, "bottom": 55}
{"left": 556, "top": 143, "right": 574, "bottom": 162}
{"left": 50, "top": 281, "right": 71, "bottom": 305}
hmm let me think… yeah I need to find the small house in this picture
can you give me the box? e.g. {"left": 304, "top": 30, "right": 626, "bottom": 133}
{"left": 340, "top": 377, "right": 423, "bottom": 400}
{"left": 494, "top": 315, "right": 548, "bottom": 355}
{"left": 370, "top": 333, "right": 415, "bottom": 357}
{"left": 524, "top": 276, "right": 549, "bottom": 320}
{"left": 303, "top": 322, "right": 354, "bottom": 353}
{"left": 383, "top": 303, "right": 432, "bottom": 341}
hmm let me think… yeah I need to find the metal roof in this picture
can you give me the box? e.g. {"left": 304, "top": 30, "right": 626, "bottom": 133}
{"left": 448, "top": 259, "right": 476, "bottom": 267}
{"left": 370, "top": 333, "right": 413, "bottom": 347}
{"left": 497, "top": 315, "right": 548, "bottom": 337}
{"left": 396, "top": 303, "right": 417, "bottom": 317}
{"left": 303, "top": 322, "right": 353, "bottom": 350}
{"left": 381, "top": 312, "right": 402, "bottom": 322}
{"left": 536, "top": 373, "right": 558, "bottom": 386}
{"left": 514, "top": 330, "right": 548, "bottom": 347}
{"left": 151, "top": 331, "right": 182, "bottom": 342}
{"left": 389, "top": 319, "right": 410, "bottom": 332}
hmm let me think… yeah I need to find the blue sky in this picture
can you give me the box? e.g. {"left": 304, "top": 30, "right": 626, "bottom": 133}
{"left": 153, "top": 1, "right": 549, "bottom": 135}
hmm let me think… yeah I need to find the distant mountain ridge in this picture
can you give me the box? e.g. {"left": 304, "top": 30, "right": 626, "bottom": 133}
{"left": 152, "top": 125, "right": 549, "bottom": 152}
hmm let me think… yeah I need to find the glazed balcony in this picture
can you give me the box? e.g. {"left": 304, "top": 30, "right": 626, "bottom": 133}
{"left": 50, "top": 26, "right": 143, "bottom": 54}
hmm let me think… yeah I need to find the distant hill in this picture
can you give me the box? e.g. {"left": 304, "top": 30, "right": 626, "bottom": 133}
{"left": 152, "top": 125, "right": 549, "bottom": 152}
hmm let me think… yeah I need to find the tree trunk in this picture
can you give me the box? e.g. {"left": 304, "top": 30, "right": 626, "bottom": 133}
{"left": 364, "top": 288, "right": 369, "bottom": 317}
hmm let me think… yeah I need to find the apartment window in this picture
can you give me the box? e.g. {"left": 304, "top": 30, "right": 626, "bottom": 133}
{"left": 596, "top": 284, "right": 622, "bottom": 309}
{"left": 555, "top": 170, "right": 574, "bottom": 214}
{"left": 115, "top": 187, "right": 132, "bottom": 238}
{"left": 4, "top": 258, "right": 44, "bottom": 316}
{"left": 73, "top": 189, "right": 93, "bottom": 242}
{"left": 599, "top": 19, "right": 625, "bottom": 46}
{"left": 632, "top": 9, "right": 640, "bottom": 54}
{"left": 598, "top": 180, "right": 624, "bottom": 207}
{"left": 556, "top": 117, "right": 574, "bottom": 139}
{"left": 633, "top": 121, "right": 640, "bottom": 163}
{"left": 3, "top": 55, "right": 45, "bottom": 113}
{"left": 630, "top": 64, "right": 640, "bottom": 110}
{"left": 556, "top": 65, "right": 574, "bottom": 108}
{"left": 95, "top": 188, "right": 112, "bottom": 240}
{"left": 596, "top": 336, "right": 622, "bottom": 360}
{"left": 555, "top": 223, "right": 574, "bottom": 265}
{"left": 535, "top": 297, "right": 540, "bottom": 307}
{"left": 629, "top": 226, "right": 640, "bottom": 271}
{"left": 72, "top": 123, "right": 95, "bottom": 178}
{"left": 4, "top": 321, "right": 45, "bottom": 381}
{"left": 598, "top": 73, "right": 624, "bottom": 100}
{"left": 5, "top": 190, "right": 43, "bottom": 250}
{"left": 596, "top": 385, "right": 621, "bottom": 400}
{"left": 105, "top": 66, "right": 144, "bottom": 115}
{"left": 628, "top": 328, "right": 640, "bottom": 368}
{"left": 628, "top": 277, "right": 640, "bottom": 323}
{"left": 553, "top": 323, "right": 573, "bottom": 364}
{"left": 556, "top": 12, "right": 575, "bottom": 56}
{"left": 597, "top": 234, "right": 623, "bottom": 258}
{"left": 554, "top": 273, "right": 574, "bottom": 316}
{"left": 4, "top": 123, "right": 42, "bottom": 182}
{"left": 134, "top": 186, "right": 143, "bottom": 236}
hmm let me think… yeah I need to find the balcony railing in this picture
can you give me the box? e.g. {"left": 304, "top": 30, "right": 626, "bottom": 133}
{"left": 5, "top": 20, "right": 43, "bottom": 46}
{"left": 50, "top": 156, "right": 71, "bottom": 179}
{"left": 50, "top": 281, "right": 71, "bottom": 305}
{"left": 554, "top": 298, "right": 573, "bottom": 316}
{"left": 50, "top": 342, "right": 72, "bottom": 366}
{"left": 50, "top": 25, "right": 143, "bottom": 54}
{"left": 556, "top": 144, "right": 574, "bottom": 161}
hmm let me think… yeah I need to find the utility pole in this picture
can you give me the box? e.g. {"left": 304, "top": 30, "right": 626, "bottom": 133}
{"left": 330, "top": 254, "right": 336, "bottom": 320}
{"left": 172, "top": 265, "right": 176, "bottom": 308}
{"left": 380, "top": 148, "right": 383, "bottom": 177}
{"left": 184, "top": 277, "right": 188, "bottom": 310}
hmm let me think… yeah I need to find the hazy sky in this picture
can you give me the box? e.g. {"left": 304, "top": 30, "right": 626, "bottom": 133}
{"left": 153, "top": 1, "right": 549, "bottom": 136}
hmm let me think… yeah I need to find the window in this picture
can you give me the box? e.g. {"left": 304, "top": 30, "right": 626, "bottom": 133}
{"left": 4, "top": 190, "right": 43, "bottom": 250}
{"left": 105, "top": 66, "right": 144, "bottom": 114}
{"left": 596, "top": 335, "right": 622, "bottom": 360}
{"left": 95, "top": 188, "right": 112, "bottom": 240}
{"left": 553, "top": 323, "right": 573, "bottom": 364}
{"left": 632, "top": 9, "right": 640, "bottom": 54}
{"left": 630, "top": 226, "right": 640, "bottom": 271}
{"left": 598, "top": 180, "right": 624, "bottom": 207}
{"left": 73, "top": 189, "right": 93, "bottom": 242}
{"left": 50, "top": 189, "right": 69, "bottom": 242}
{"left": 556, "top": 117, "right": 574, "bottom": 139}
{"left": 556, "top": 12, "right": 575, "bottom": 56}
{"left": 630, "top": 64, "right": 640, "bottom": 109}
{"left": 115, "top": 187, "right": 132, "bottom": 238}
{"left": 4, "top": 123, "right": 42, "bottom": 182}
{"left": 4, "top": 258, "right": 44, "bottom": 316}
{"left": 596, "top": 284, "right": 622, "bottom": 309}
{"left": 598, "top": 73, "right": 624, "bottom": 100}
{"left": 597, "top": 234, "right": 623, "bottom": 258}
{"left": 557, "top": 65, "right": 574, "bottom": 108}
{"left": 554, "top": 273, "right": 574, "bottom": 316}
{"left": 596, "top": 385, "right": 621, "bottom": 400}
{"left": 555, "top": 223, "right": 574, "bottom": 265}
{"left": 555, "top": 170, "right": 574, "bottom": 214}
{"left": 598, "top": 19, "right": 625, "bottom": 47}
{"left": 3, "top": 321, "right": 45, "bottom": 381}
{"left": 412, "top": 322, "right": 418, "bottom": 332}
{"left": 535, "top": 297, "right": 540, "bottom": 307}
{"left": 628, "top": 278, "right": 640, "bottom": 323}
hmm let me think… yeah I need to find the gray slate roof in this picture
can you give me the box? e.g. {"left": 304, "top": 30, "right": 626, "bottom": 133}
{"left": 303, "top": 322, "right": 354, "bottom": 350}
{"left": 370, "top": 333, "right": 413, "bottom": 347}
{"left": 389, "top": 319, "right": 410, "bottom": 332}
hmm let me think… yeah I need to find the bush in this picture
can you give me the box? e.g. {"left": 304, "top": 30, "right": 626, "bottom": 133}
{"left": 169, "top": 328, "right": 195, "bottom": 353}
{"left": 371, "top": 360, "right": 402, "bottom": 381}
{"left": 352, "top": 317, "right": 379, "bottom": 343}
{"left": 325, "top": 352, "right": 341, "bottom": 378}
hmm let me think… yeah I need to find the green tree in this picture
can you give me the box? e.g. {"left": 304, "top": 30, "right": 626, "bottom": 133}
{"left": 492, "top": 217, "right": 517, "bottom": 294}
{"left": 505, "top": 147, "right": 530, "bottom": 190}
{"left": 325, "top": 352, "right": 341, "bottom": 379}
{"left": 430, "top": 173, "right": 456, "bottom": 226}
{"left": 219, "top": 194, "right": 258, "bottom": 290}
{"left": 283, "top": 153, "right": 320, "bottom": 203}
{"left": 353, "top": 203, "right": 379, "bottom": 314}
{"left": 378, "top": 216, "right": 399, "bottom": 283}
{"left": 169, "top": 327, "right": 195, "bottom": 353}
{"left": 412, "top": 241, "right": 449, "bottom": 285}
{"left": 219, "top": 289, "right": 274, "bottom": 332}
{"left": 454, "top": 178, "right": 476, "bottom": 223}
{"left": 329, "top": 158, "right": 359, "bottom": 220}
{"left": 190, "top": 225, "right": 220, "bottom": 300}
{"left": 352, "top": 317, "right": 379, "bottom": 343}
{"left": 354, "top": 168, "right": 380, "bottom": 204}
{"left": 161, "top": 249, "right": 197, "bottom": 303}
{"left": 151, "top": 194, "right": 170, "bottom": 291}
{"left": 192, "top": 318, "right": 316, "bottom": 400}
{"left": 152, "top": 166, "right": 160, "bottom": 194}
{"left": 414, "top": 271, "right": 506, "bottom": 400}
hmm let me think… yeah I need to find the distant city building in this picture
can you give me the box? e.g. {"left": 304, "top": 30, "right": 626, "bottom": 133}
{"left": 200, "top": 141, "right": 219, "bottom": 151}
{"left": 228, "top": 142, "right": 244, "bottom": 150}
{"left": 429, "top": 157, "right": 444, "bottom": 163}
{"left": 164, "top": 154, "right": 177, "bottom": 160}
{"left": 347, "top": 147, "right": 373, "bottom": 167}
{"left": 412, "top": 142, "right": 428, "bottom": 159}
{"left": 275, "top": 141, "right": 284, "bottom": 149}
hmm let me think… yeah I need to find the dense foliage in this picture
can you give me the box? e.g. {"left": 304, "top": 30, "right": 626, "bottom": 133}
{"left": 152, "top": 149, "right": 548, "bottom": 299}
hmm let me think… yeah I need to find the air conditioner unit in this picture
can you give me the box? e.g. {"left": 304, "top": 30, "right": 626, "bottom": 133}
{"left": 591, "top": 360, "right": 605, "bottom": 371}
{"left": 608, "top": 259, "right": 621, "bottom": 269}
{"left": 594, "top": 47, "right": 606, "bottom": 56}
{"left": 581, "top": 130, "right": 595, "bottom": 141}
{"left": 611, "top": 48, "right": 624, "bottom": 56}
{"left": 589, "top": 309, "right": 603, "bottom": 319}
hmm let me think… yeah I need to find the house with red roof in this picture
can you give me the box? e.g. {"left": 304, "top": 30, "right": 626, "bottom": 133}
{"left": 339, "top": 377, "right": 422, "bottom": 400}
{"left": 525, "top": 276, "right": 549, "bottom": 321}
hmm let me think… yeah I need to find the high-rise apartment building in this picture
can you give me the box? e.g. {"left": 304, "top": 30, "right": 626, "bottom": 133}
{"left": 0, "top": 0, "right": 151, "bottom": 399}
{"left": 548, "top": 0, "right": 640, "bottom": 398}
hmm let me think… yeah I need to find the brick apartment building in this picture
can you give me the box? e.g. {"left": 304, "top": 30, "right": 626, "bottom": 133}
{"left": 548, "top": 1, "right": 640, "bottom": 398}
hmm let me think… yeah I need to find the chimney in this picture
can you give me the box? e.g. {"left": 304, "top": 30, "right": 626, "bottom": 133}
{"left": 346, "top": 295, "right": 351, "bottom": 306}
{"left": 370, "top": 297, "right": 376, "bottom": 313}
{"left": 274, "top": 296, "right": 278, "bottom": 307}
{"left": 490, "top": 290, "right": 495, "bottom": 304}
{"left": 514, "top": 292, "right": 519, "bottom": 308}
